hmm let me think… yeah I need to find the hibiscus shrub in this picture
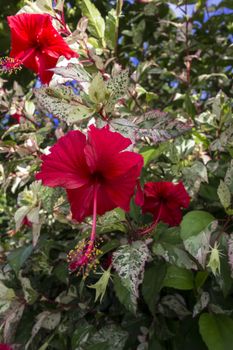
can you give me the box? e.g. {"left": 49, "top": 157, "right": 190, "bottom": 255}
{"left": 0, "top": 0, "right": 233, "bottom": 349}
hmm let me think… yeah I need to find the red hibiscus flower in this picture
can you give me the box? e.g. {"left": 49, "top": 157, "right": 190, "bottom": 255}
{"left": 36, "top": 125, "right": 143, "bottom": 271}
{"left": 140, "top": 181, "right": 190, "bottom": 227}
{"left": 7, "top": 13, "right": 78, "bottom": 84}
{"left": 0, "top": 344, "right": 13, "bottom": 350}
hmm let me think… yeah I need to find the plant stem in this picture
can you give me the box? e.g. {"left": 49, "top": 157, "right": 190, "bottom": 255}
{"left": 114, "top": 0, "right": 123, "bottom": 57}
{"left": 139, "top": 205, "right": 162, "bottom": 236}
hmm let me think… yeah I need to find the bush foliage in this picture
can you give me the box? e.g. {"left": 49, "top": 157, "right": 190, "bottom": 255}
{"left": 0, "top": 0, "right": 233, "bottom": 349}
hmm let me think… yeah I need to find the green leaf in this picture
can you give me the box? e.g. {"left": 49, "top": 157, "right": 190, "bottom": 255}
{"left": 14, "top": 205, "right": 30, "bottom": 231}
{"left": 105, "top": 9, "right": 117, "bottom": 50}
{"left": 19, "top": 0, "right": 53, "bottom": 14}
{"left": 88, "top": 73, "right": 109, "bottom": 104}
{"left": 217, "top": 180, "right": 231, "bottom": 209}
{"left": 224, "top": 159, "right": 233, "bottom": 193}
{"left": 105, "top": 69, "right": 129, "bottom": 112}
{"left": 78, "top": 0, "right": 105, "bottom": 41}
{"left": 163, "top": 266, "right": 194, "bottom": 290}
{"left": 88, "top": 267, "right": 111, "bottom": 302}
{"left": 97, "top": 208, "right": 126, "bottom": 234}
{"left": 50, "top": 62, "right": 91, "bottom": 82}
{"left": 199, "top": 313, "right": 233, "bottom": 350}
{"left": 112, "top": 241, "right": 150, "bottom": 311}
{"left": 142, "top": 261, "right": 167, "bottom": 314}
{"left": 0, "top": 281, "right": 16, "bottom": 314}
{"left": 140, "top": 148, "right": 157, "bottom": 166}
{"left": 184, "top": 93, "right": 196, "bottom": 119}
{"left": 113, "top": 274, "right": 137, "bottom": 314}
{"left": 35, "top": 86, "right": 94, "bottom": 124}
{"left": 159, "top": 294, "right": 191, "bottom": 319}
{"left": 195, "top": 271, "right": 209, "bottom": 290}
{"left": 7, "top": 245, "right": 33, "bottom": 275}
{"left": 180, "top": 211, "right": 215, "bottom": 240}
{"left": 153, "top": 242, "right": 196, "bottom": 269}
{"left": 183, "top": 221, "right": 218, "bottom": 268}
{"left": 18, "top": 272, "right": 38, "bottom": 304}
{"left": 72, "top": 323, "right": 95, "bottom": 349}
{"left": 87, "top": 325, "right": 128, "bottom": 350}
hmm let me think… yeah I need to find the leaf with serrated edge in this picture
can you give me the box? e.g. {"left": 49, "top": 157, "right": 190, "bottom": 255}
{"left": 112, "top": 241, "right": 150, "bottom": 310}
{"left": 49, "top": 63, "right": 91, "bottom": 82}
{"left": 35, "top": 86, "right": 94, "bottom": 124}
{"left": 105, "top": 69, "right": 129, "bottom": 112}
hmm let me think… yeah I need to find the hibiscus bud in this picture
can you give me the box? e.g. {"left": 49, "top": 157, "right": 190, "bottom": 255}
{"left": 207, "top": 242, "right": 221, "bottom": 276}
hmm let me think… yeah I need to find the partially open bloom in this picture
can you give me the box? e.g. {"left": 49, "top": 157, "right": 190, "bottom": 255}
{"left": 7, "top": 13, "right": 78, "bottom": 84}
{"left": 36, "top": 125, "right": 143, "bottom": 271}
{"left": 140, "top": 181, "right": 190, "bottom": 226}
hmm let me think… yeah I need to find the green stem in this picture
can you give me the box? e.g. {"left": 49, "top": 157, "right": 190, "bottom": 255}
{"left": 114, "top": 0, "right": 123, "bottom": 57}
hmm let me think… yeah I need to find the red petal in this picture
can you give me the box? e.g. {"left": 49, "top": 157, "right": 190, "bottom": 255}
{"left": 8, "top": 13, "right": 77, "bottom": 83}
{"left": 84, "top": 125, "right": 132, "bottom": 173}
{"left": 67, "top": 184, "right": 116, "bottom": 222}
{"left": 105, "top": 164, "right": 143, "bottom": 211}
{"left": 67, "top": 185, "right": 94, "bottom": 222}
{"left": 160, "top": 206, "right": 183, "bottom": 226}
{"left": 36, "top": 52, "right": 58, "bottom": 84}
{"left": 36, "top": 130, "right": 90, "bottom": 189}
{"left": 7, "top": 13, "right": 44, "bottom": 49}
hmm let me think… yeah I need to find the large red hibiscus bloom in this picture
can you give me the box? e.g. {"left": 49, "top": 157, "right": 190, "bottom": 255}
{"left": 7, "top": 13, "right": 78, "bottom": 84}
{"left": 36, "top": 125, "right": 143, "bottom": 271}
{"left": 140, "top": 181, "right": 190, "bottom": 227}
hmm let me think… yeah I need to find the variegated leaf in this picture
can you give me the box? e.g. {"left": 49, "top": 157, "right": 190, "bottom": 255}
{"left": 105, "top": 69, "right": 129, "bottom": 112}
{"left": 112, "top": 241, "right": 150, "bottom": 309}
{"left": 35, "top": 86, "right": 94, "bottom": 124}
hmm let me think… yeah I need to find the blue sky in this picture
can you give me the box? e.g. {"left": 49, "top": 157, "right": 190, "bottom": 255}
{"left": 169, "top": 0, "right": 233, "bottom": 18}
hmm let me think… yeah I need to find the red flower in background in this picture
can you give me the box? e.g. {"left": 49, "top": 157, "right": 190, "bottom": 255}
{"left": 7, "top": 13, "right": 78, "bottom": 84}
{"left": 36, "top": 125, "right": 143, "bottom": 271}
{"left": 0, "top": 344, "right": 13, "bottom": 350}
{"left": 140, "top": 181, "right": 190, "bottom": 226}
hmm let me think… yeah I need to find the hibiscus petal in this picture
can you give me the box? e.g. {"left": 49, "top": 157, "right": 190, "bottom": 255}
{"left": 7, "top": 13, "right": 44, "bottom": 49}
{"left": 105, "top": 165, "right": 142, "bottom": 211}
{"left": 67, "top": 184, "right": 117, "bottom": 222}
{"left": 85, "top": 125, "right": 132, "bottom": 173}
{"left": 36, "top": 52, "right": 58, "bottom": 84}
{"left": 36, "top": 131, "right": 90, "bottom": 189}
{"left": 160, "top": 206, "right": 182, "bottom": 226}
{"left": 67, "top": 185, "right": 94, "bottom": 222}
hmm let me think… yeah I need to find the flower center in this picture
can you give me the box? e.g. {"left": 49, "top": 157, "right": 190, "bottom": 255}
{"left": 158, "top": 195, "right": 167, "bottom": 204}
{"left": 91, "top": 171, "right": 105, "bottom": 184}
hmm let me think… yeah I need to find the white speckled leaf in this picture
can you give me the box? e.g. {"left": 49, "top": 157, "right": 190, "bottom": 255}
{"left": 35, "top": 86, "right": 94, "bottom": 124}
{"left": 112, "top": 241, "right": 150, "bottom": 308}
{"left": 49, "top": 63, "right": 91, "bottom": 83}
{"left": 105, "top": 69, "right": 129, "bottom": 112}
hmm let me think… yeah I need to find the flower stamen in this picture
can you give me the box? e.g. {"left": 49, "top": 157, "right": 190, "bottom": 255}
{"left": 0, "top": 57, "right": 22, "bottom": 74}
{"left": 67, "top": 185, "right": 101, "bottom": 277}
